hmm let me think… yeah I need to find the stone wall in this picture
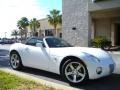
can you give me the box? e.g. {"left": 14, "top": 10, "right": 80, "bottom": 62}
{"left": 62, "top": 0, "right": 91, "bottom": 46}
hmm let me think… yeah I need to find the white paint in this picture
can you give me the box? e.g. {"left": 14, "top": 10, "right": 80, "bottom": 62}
{"left": 10, "top": 37, "right": 115, "bottom": 81}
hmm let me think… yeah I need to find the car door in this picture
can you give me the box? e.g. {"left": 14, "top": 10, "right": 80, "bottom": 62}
{"left": 22, "top": 38, "right": 50, "bottom": 70}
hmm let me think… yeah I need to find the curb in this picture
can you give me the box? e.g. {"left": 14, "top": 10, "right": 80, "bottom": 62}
{"left": 0, "top": 68, "right": 81, "bottom": 90}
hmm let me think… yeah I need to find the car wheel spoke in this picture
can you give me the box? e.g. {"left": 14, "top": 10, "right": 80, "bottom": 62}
{"left": 73, "top": 75, "right": 77, "bottom": 82}
{"left": 14, "top": 61, "right": 17, "bottom": 67}
{"left": 77, "top": 72, "right": 85, "bottom": 77}
{"left": 76, "top": 64, "right": 82, "bottom": 70}
{"left": 69, "top": 64, "right": 75, "bottom": 70}
{"left": 16, "top": 59, "right": 19, "bottom": 63}
{"left": 11, "top": 59, "right": 14, "bottom": 64}
{"left": 66, "top": 71, "right": 73, "bottom": 76}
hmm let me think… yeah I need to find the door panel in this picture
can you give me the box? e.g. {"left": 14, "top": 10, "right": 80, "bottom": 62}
{"left": 22, "top": 45, "right": 50, "bottom": 70}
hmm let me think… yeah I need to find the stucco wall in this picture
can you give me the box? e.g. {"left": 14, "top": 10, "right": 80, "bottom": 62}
{"left": 38, "top": 18, "right": 61, "bottom": 30}
{"left": 62, "top": 0, "right": 90, "bottom": 46}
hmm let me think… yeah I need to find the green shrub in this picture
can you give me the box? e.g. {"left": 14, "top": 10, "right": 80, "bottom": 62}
{"left": 92, "top": 36, "right": 111, "bottom": 49}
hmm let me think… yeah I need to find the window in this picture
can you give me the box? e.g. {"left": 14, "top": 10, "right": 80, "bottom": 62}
{"left": 26, "top": 37, "right": 45, "bottom": 47}
{"left": 46, "top": 37, "right": 72, "bottom": 48}
{"left": 26, "top": 38, "right": 36, "bottom": 46}
{"left": 36, "top": 39, "right": 45, "bottom": 47}
{"left": 59, "top": 33, "right": 62, "bottom": 38}
{"left": 45, "top": 29, "right": 53, "bottom": 36}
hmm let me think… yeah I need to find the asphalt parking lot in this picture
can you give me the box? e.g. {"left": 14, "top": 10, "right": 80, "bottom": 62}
{"left": 0, "top": 44, "right": 10, "bottom": 50}
{"left": 0, "top": 44, "right": 120, "bottom": 90}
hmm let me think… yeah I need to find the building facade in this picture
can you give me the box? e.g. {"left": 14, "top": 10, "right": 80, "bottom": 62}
{"left": 38, "top": 18, "right": 62, "bottom": 37}
{"left": 62, "top": 0, "right": 120, "bottom": 46}
{"left": 27, "top": 18, "right": 62, "bottom": 38}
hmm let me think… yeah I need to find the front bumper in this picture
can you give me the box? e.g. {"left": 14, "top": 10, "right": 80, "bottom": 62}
{"left": 89, "top": 62, "right": 115, "bottom": 79}
{"left": 81, "top": 48, "right": 115, "bottom": 80}
{"left": 85, "top": 55, "right": 115, "bottom": 80}
{"left": 96, "top": 64, "right": 114, "bottom": 75}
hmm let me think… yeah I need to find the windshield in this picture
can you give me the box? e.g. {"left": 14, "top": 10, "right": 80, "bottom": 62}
{"left": 45, "top": 37, "right": 72, "bottom": 48}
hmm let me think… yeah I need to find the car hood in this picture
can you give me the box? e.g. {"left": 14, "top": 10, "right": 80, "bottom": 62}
{"left": 49, "top": 47, "right": 110, "bottom": 59}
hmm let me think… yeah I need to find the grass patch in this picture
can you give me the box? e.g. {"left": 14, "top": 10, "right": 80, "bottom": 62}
{"left": 0, "top": 70, "right": 56, "bottom": 90}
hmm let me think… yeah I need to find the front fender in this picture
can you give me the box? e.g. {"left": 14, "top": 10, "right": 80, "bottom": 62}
{"left": 81, "top": 52, "right": 115, "bottom": 79}
{"left": 48, "top": 52, "right": 98, "bottom": 75}
{"left": 58, "top": 52, "right": 114, "bottom": 79}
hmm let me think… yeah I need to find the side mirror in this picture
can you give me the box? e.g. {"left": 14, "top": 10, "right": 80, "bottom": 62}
{"left": 36, "top": 43, "right": 43, "bottom": 48}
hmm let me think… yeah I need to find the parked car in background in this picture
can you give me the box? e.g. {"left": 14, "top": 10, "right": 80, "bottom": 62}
{"left": 9, "top": 37, "right": 115, "bottom": 85}
{"left": 0, "top": 38, "right": 16, "bottom": 44}
{"left": 0, "top": 39, "right": 2, "bottom": 44}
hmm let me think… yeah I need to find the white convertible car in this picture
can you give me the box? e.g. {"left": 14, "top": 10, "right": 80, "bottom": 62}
{"left": 9, "top": 37, "right": 115, "bottom": 85}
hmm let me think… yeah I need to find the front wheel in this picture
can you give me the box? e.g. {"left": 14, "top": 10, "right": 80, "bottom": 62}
{"left": 10, "top": 52, "right": 23, "bottom": 70}
{"left": 61, "top": 59, "right": 88, "bottom": 85}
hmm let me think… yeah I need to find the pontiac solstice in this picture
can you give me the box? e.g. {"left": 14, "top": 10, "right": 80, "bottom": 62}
{"left": 9, "top": 37, "right": 115, "bottom": 85}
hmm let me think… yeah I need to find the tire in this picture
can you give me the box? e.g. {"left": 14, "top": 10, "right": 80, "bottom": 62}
{"left": 10, "top": 51, "right": 23, "bottom": 70}
{"left": 61, "top": 59, "right": 88, "bottom": 85}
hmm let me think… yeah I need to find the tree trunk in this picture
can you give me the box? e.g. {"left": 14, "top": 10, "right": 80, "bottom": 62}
{"left": 24, "top": 28, "right": 28, "bottom": 40}
{"left": 56, "top": 29, "right": 57, "bottom": 37}
{"left": 55, "top": 27, "right": 57, "bottom": 37}
{"left": 33, "top": 31, "right": 36, "bottom": 36}
{"left": 25, "top": 30, "right": 27, "bottom": 40}
{"left": 33, "top": 26, "right": 36, "bottom": 36}
{"left": 20, "top": 29, "right": 23, "bottom": 41}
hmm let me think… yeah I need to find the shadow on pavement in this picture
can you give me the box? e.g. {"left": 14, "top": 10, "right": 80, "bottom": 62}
{"left": 20, "top": 67, "right": 120, "bottom": 90}
{"left": 74, "top": 74, "right": 120, "bottom": 90}
{"left": 20, "top": 67, "right": 67, "bottom": 83}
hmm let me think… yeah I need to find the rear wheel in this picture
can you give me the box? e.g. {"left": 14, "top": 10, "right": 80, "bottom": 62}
{"left": 61, "top": 59, "right": 88, "bottom": 85}
{"left": 10, "top": 52, "right": 23, "bottom": 70}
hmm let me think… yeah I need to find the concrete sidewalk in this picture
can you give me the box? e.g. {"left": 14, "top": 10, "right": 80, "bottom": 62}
{"left": 109, "top": 51, "right": 120, "bottom": 55}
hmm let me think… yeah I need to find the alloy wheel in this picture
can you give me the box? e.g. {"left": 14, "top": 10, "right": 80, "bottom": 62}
{"left": 10, "top": 54, "right": 20, "bottom": 69}
{"left": 65, "top": 62, "right": 86, "bottom": 83}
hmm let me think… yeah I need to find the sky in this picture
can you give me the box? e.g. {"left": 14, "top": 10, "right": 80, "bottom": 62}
{"left": 0, "top": 0, "right": 62, "bottom": 38}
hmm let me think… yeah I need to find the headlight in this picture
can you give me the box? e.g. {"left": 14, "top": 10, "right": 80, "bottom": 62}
{"left": 83, "top": 52, "right": 101, "bottom": 63}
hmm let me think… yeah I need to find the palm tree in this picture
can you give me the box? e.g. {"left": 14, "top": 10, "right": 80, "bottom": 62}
{"left": 58, "top": 15, "right": 62, "bottom": 25}
{"left": 29, "top": 18, "right": 40, "bottom": 36}
{"left": 18, "top": 29, "right": 24, "bottom": 40}
{"left": 11, "top": 30, "right": 19, "bottom": 39}
{"left": 17, "top": 17, "right": 29, "bottom": 40}
{"left": 47, "top": 9, "right": 62, "bottom": 37}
